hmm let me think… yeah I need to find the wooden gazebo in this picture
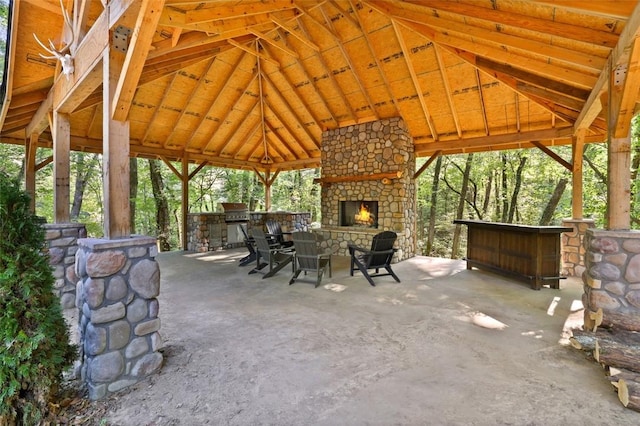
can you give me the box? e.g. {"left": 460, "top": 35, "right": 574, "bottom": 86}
{"left": 2, "top": 0, "right": 640, "bottom": 403}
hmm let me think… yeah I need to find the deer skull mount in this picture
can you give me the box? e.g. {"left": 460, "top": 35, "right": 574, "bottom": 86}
{"left": 33, "top": 0, "right": 76, "bottom": 80}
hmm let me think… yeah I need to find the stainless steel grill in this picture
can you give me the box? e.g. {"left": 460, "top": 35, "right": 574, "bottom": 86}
{"left": 221, "top": 202, "right": 249, "bottom": 223}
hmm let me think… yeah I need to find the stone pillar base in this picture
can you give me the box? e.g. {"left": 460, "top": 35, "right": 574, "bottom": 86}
{"left": 561, "top": 218, "right": 595, "bottom": 277}
{"left": 76, "top": 236, "right": 163, "bottom": 400}
{"left": 44, "top": 223, "right": 87, "bottom": 309}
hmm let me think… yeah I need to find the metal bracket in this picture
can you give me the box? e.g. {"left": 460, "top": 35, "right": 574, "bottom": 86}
{"left": 614, "top": 64, "right": 627, "bottom": 86}
{"left": 113, "top": 25, "right": 132, "bottom": 53}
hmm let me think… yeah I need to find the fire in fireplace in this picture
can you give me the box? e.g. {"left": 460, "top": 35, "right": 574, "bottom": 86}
{"left": 340, "top": 200, "right": 378, "bottom": 228}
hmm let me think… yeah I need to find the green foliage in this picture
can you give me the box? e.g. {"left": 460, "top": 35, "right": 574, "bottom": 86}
{"left": 0, "top": 172, "right": 76, "bottom": 424}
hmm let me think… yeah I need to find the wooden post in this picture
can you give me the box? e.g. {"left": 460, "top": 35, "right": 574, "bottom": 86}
{"left": 608, "top": 136, "right": 631, "bottom": 230}
{"left": 571, "top": 129, "right": 585, "bottom": 220}
{"left": 25, "top": 133, "right": 38, "bottom": 213}
{"left": 103, "top": 48, "right": 131, "bottom": 239}
{"left": 182, "top": 155, "right": 189, "bottom": 250}
{"left": 53, "top": 111, "right": 70, "bottom": 223}
{"left": 264, "top": 170, "right": 272, "bottom": 212}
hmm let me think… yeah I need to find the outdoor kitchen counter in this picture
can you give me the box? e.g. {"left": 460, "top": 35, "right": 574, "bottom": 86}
{"left": 454, "top": 219, "right": 572, "bottom": 290}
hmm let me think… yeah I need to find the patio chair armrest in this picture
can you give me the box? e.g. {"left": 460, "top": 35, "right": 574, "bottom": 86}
{"left": 348, "top": 244, "right": 370, "bottom": 256}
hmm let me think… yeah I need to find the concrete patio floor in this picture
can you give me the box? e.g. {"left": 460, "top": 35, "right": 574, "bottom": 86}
{"left": 102, "top": 248, "right": 639, "bottom": 425}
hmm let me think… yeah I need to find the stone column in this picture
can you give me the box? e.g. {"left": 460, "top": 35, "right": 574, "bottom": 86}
{"left": 44, "top": 223, "right": 87, "bottom": 309}
{"left": 561, "top": 218, "right": 595, "bottom": 277}
{"left": 582, "top": 229, "right": 640, "bottom": 330}
{"left": 76, "top": 236, "right": 163, "bottom": 400}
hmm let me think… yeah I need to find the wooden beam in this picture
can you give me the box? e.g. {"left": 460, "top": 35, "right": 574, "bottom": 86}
{"left": 414, "top": 126, "right": 575, "bottom": 154}
{"left": 228, "top": 38, "right": 280, "bottom": 67}
{"left": 392, "top": 20, "right": 438, "bottom": 140}
{"left": 531, "top": 141, "right": 572, "bottom": 171}
{"left": 613, "top": 37, "right": 640, "bottom": 138}
{"left": 572, "top": 129, "right": 586, "bottom": 219}
{"left": 434, "top": 44, "right": 461, "bottom": 137}
{"left": 181, "top": 155, "right": 189, "bottom": 250}
{"left": 25, "top": 133, "right": 38, "bottom": 212}
{"left": 184, "top": 0, "right": 297, "bottom": 24}
{"left": 53, "top": 111, "right": 71, "bottom": 223}
{"left": 112, "top": 0, "right": 164, "bottom": 121}
{"left": 413, "top": 151, "right": 441, "bottom": 179}
{"left": 575, "top": 1, "right": 640, "bottom": 131}
{"left": 314, "top": 171, "right": 403, "bottom": 185}
{"left": 102, "top": 48, "right": 131, "bottom": 239}
{"left": 269, "top": 14, "right": 320, "bottom": 51}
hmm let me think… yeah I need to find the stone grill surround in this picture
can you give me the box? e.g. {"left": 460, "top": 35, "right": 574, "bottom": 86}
{"left": 44, "top": 223, "right": 87, "bottom": 309}
{"left": 317, "top": 117, "right": 416, "bottom": 260}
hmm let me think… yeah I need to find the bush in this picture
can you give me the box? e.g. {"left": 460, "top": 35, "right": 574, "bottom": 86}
{"left": 0, "top": 172, "right": 77, "bottom": 424}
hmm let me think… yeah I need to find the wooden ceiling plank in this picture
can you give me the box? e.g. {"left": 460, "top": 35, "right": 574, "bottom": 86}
{"left": 261, "top": 71, "right": 319, "bottom": 149}
{"left": 184, "top": 51, "right": 246, "bottom": 150}
{"left": 261, "top": 61, "right": 323, "bottom": 133}
{"left": 531, "top": 1, "right": 638, "bottom": 20}
{"left": 392, "top": 20, "right": 439, "bottom": 141}
{"left": 327, "top": 0, "right": 360, "bottom": 30}
{"left": 141, "top": 73, "right": 179, "bottom": 145}
{"left": 434, "top": 44, "right": 461, "bottom": 138}
{"left": 295, "top": 1, "right": 342, "bottom": 44}
{"left": 265, "top": 25, "right": 337, "bottom": 126}
{"left": 218, "top": 101, "right": 261, "bottom": 156}
{"left": 265, "top": 101, "right": 313, "bottom": 158}
{"left": 202, "top": 70, "right": 259, "bottom": 153}
{"left": 296, "top": 15, "right": 358, "bottom": 123}
{"left": 318, "top": 4, "right": 377, "bottom": 119}
{"left": 575, "top": 1, "right": 640, "bottom": 131}
{"left": 349, "top": 0, "right": 401, "bottom": 118}
{"left": 516, "top": 83, "right": 585, "bottom": 111}
{"left": 265, "top": 121, "right": 297, "bottom": 160}
{"left": 164, "top": 56, "right": 216, "bottom": 147}
{"left": 184, "top": 1, "right": 297, "bottom": 24}
{"left": 112, "top": 0, "right": 164, "bottom": 121}
{"left": 226, "top": 115, "right": 262, "bottom": 160}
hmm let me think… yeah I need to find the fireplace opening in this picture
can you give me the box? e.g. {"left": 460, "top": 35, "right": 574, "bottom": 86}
{"left": 340, "top": 200, "right": 378, "bottom": 228}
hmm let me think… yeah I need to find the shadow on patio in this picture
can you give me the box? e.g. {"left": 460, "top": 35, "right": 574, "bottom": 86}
{"left": 101, "top": 249, "right": 638, "bottom": 425}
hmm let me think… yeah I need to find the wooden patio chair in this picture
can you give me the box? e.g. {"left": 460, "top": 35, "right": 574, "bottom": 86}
{"left": 238, "top": 224, "right": 256, "bottom": 267}
{"left": 249, "top": 228, "right": 295, "bottom": 278}
{"left": 348, "top": 231, "right": 400, "bottom": 286}
{"left": 265, "top": 219, "right": 294, "bottom": 248}
{"left": 289, "top": 231, "right": 332, "bottom": 288}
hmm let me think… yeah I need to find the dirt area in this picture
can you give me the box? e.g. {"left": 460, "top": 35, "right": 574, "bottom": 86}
{"left": 56, "top": 250, "right": 639, "bottom": 425}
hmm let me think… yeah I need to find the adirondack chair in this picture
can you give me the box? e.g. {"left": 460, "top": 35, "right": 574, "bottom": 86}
{"left": 348, "top": 231, "right": 400, "bottom": 286}
{"left": 265, "top": 219, "right": 294, "bottom": 248}
{"left": 238, "top": 224, "right": 256, "bottom": 267}
{"left": 289, "top": 231, "right": 332, "bottom": 288}
{"left": 249, "top": 228, "right": 295, "bottom": 278}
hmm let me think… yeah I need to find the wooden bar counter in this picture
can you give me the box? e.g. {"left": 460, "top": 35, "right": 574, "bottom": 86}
{"left": 454, "top": 220, "right": 572, "bottom": 290}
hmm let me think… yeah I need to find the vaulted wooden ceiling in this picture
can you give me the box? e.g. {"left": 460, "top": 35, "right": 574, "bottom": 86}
{"left": 2, "top": 0, "right": 639, "bottom": 172}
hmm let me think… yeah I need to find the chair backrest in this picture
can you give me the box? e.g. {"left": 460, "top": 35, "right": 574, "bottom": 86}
{"left": 265, "top": 220, "right": 285, "bottom": 245}
{"left": 252, "top": 229, "right": 275, "bottom": 260}
{"left": 292, "top": 231, "right": 320, "bottom": 270}
{"left": 367, "top": 231, "right": 397, "bottom": 268}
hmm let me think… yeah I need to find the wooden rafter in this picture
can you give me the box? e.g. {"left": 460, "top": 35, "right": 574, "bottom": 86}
{"left": 218, "top": 102, "right": 261, "bottom": 157}
{"left": 140, "top": 73, "right": 178, "bottom": 145}
{"left": 392, "top": 20, "right": 439, "bottom": 140}
{"left": 433, "top": 44, "right": 461, "bottom": 138}
{"left": 265, "top": 101, "right": 312, "bottom": 158}
{"left": 265, "top": 120, "right": 299, "bottom": 160}
{"left": 269, "top": 14, "right": 320, "bottom": 52}
{"left": 184, "top": 1, "right": 298, "bottom": 24}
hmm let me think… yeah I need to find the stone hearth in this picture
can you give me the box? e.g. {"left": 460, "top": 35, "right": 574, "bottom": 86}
{"left": 316, "top": 117, "right": 415, "bottom": 260}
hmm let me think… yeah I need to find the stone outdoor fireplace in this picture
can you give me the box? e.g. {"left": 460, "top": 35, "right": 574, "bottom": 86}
{"left": 315, "top": 117, "right": 416, "bottom": 260}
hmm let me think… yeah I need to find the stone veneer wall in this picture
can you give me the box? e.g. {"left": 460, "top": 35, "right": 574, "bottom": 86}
{"left": 249, "top": 212, "right": 312, "bottom": 234}
{"left": 318, "top": 117, "right": 415, "bottom": 260}
{"left": 582, "top": 229, "right": 640, "bottom": 327}
{"left": 561, "top": 219, "right": 595, "bottom": 277}
{"left": 44, "top": 223, "right": 87, "bottom": 309}
{"left": 75, "top": 236, "right": 163, "bottom": 400}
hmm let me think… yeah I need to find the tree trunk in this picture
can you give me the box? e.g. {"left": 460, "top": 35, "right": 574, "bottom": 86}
{"left": 507, "top": 155, "right": 527, "bottom": 223}
{"left": 451, "top": 154, "right": 473, "bottom": 258}
{"left": 539, "top": 178, "right": 568, "bottom": 225}
{"left": 426, "top": 156, "right": 443, "bottom": 255}
{"left": 70, "top": 153, "right": 99, "bottom": 220}
{"left": 501, "top": 153, "right": 509, "bottom": 222}
{"left": 130, "top": 158, "right": 138, "bottom": 234}
{"left": 149, "top": 159, "right": 171, "bottom": 251}
{"left": 482, "top": 172, "right": 492, "bottom": 218}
